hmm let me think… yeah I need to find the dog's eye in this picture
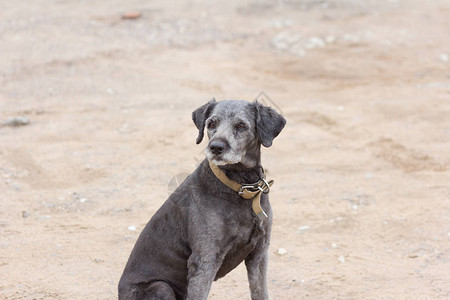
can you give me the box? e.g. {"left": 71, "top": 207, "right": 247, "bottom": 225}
{"left": 236, "top": 122, "right": 246, "bottom": 130}
{"left": 208, "top": 121, "right": 216, "bottom": 129}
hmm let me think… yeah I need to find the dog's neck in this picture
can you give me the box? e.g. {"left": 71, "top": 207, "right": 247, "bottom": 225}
{"left": 219, "top": 144, "right": 263, "bottom": 183}
{"left": 219, "top": 164, "right": 263, "bottom": 184}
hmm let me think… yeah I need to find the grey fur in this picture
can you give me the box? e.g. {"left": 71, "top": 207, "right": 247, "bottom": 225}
{"left": 119, "top": 100, "right": 286, "bottom": 300}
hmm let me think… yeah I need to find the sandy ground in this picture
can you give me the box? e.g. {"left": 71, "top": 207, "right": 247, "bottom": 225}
{"left": 1, "top": 0, "right": 450, "bottom": 299}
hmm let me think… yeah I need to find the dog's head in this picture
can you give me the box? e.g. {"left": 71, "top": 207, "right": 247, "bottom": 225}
{"left": 192, "top": 99, "right": 286, "bottom": 167}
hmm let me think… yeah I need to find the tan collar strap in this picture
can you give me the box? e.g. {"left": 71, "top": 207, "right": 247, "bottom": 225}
{"left": 208, "top": 160, "right": 274, "bottom": 221}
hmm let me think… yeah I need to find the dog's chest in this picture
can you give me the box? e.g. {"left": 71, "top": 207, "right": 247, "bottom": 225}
{"left": 215, "top": 219, "right": 266, "bottom": 280}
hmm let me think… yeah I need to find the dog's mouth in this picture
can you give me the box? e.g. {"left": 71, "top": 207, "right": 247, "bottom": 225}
{"left": 206, "top": 138, "right": 246, "bottom": 166}
{"left": 206, "top": 151, "right": 229, "bottom": 165}
{"left": 206, "top": 149, "right": 243, "bottom": 166}
{"left": 209, "top": 158, "right": 228, "bottom": 166}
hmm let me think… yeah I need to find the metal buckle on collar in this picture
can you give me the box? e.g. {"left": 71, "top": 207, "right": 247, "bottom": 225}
{"left": 238, "top": 178, "right": 272, "bottom": 196}
{"left": 238, "top": 183, "right": 260, "bottom": 195}
{"left": 259, "top": 178, "right": 271, "bottom": 194}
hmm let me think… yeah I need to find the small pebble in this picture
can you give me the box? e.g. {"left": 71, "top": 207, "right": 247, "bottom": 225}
{"left": 364, "top": 30, "right": 374, "bottom": 39}
{"left": 272, "top": 19, "right": 292, "bottom": 29}
{"left": 294, "top": 49, "right": 307, "bottom": 57}
{"left": 338, "top": 255, "right": 345, "bottom": 263}
{"left": 439, "top": 53, "right": 448, "bottom": 63}
{"left": 306, "top": 37, "right": 325, "bottom": 49}
{"left": 127, "top": 225, "right": 136, "bottom": 231}
{"left": 22, "top": 211, "right": 30, "bottom": 218}
{"left": 121, "top": 12, "right": 142, "bottom": 20}
{"left": 2, "top": 117, "right": 30, "bottom": 127}
{"left": 277, "top": 248, "right": 287, "bottom": 255}
{"left": 325, "top": 35, "right": 336, "bottom": 43}
{"left": 297, "top": 225, "right": 310, "bottom": 232}
{"left": 343, "top": 34, "right": 359, "bottom": 43}
{"left": 79, "top": 198, "right": 88, "bottom": 203}
{"left": 331, "top": 243, "right": 337, "bottom": 248}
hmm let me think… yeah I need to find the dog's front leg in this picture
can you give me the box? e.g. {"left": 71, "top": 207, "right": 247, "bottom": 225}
{"left": 245, "top": 241, "right": 270, "bottom": 300}
{"left": 186, "top": 253, "right": 221, "bottom": 300}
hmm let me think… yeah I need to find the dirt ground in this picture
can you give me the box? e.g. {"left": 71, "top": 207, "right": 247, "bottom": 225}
{"left": 1, "top": 0, "right": 449, "bottom": 299}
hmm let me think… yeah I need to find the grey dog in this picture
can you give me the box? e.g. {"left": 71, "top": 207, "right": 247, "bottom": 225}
{"left": 118, "top": 99, "right": 286, "bottom": 300}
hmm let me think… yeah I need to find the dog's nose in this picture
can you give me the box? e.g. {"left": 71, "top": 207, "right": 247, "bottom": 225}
{"left": 209, "top": 141, "right": 225, "bottom": 155}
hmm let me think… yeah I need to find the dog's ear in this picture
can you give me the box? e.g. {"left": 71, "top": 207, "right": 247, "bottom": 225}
{"left": 254, "top": 101, "right": 286, "bottom": 147}
{"left": 192, "top": 98, "right": 217, "bottom": 144}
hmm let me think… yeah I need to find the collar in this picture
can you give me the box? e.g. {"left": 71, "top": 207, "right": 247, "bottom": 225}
{"left": 208, "top": 160, "right": 274, "bottom": 221}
